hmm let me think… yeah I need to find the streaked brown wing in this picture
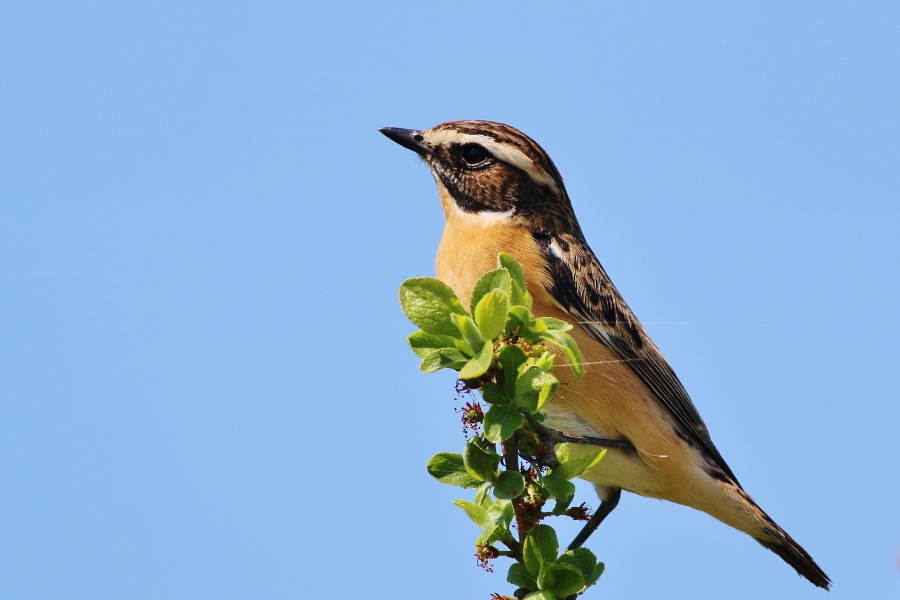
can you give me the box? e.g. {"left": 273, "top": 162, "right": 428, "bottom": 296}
{"left": 537, "top": 232, "right": 738, "bottom": 484}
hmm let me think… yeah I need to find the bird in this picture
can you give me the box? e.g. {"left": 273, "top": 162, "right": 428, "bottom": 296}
{"left": 380, "top": 120, "right": 830, "bottom": 589}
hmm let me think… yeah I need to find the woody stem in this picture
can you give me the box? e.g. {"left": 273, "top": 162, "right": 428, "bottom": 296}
{"left": 501, "top": 434, "right": 530, "bottom": 547}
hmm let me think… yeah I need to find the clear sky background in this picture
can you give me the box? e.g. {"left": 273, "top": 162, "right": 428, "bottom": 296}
{"left": 2, "top": 2, "right": 898, "bottom": 599}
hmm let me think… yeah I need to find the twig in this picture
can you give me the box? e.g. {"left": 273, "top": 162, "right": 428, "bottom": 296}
{"left": 502, "top": 434, "right": 530, "bottom": 550}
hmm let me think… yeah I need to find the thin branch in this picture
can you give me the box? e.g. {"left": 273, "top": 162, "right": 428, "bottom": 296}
{"left": 497, "top": 536, "right": 521, "bottom": 559}
{"left": 502, "top": 434, "right": 530, "bottom": 549}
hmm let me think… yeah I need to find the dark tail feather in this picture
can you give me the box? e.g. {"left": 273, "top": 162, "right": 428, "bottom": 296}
{"left": 756, "top": 523, "right": 831, "bottom": 590}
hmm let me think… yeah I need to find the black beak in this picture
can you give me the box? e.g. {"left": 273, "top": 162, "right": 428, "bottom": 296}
{"left": 379, "top": 127, "right": 432, "bottom": 156}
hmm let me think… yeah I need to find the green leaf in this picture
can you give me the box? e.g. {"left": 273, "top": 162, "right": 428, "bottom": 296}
{"left": 474, "top": 289, "right": 510, "bottom": 342}
{"left": 407, "top": 330, "right": 459, "bottom": 358}
{"left": 552, "top": 448, "right": 606, "bottom": 481}
{"left": 539, "top": 329, "right": 584, "bottom": 378}
{"left": 537, "top": 562, "right": 585, "bottom": 597}
{"left": 522, "top": 524, "right": 559, "bottom": 577}
{"left": 507, "top": 562, "right": 537, "bottom": 590}
{"left": 418, "top": 348, "right": 468, "bottom": 373}
{"left": 498, "top": 252, "right": 532, "bottom": 309}
{"left": 523, "top": 592, "right": 554, "bottom": 600}
{"left": 453, "top": 499, "right": 486, "bottom": 525}
{"left": 478, "top": 504, "right": 503, "bottom": 544}
{"left": 586, "top": 562, "right": 605, "bottom": 586}
{"left": 483, "top": 404, "right": 525, "bottom": 443}
{"left": 497, "top": 344, "right": 528, "bottom": 397}
{"left": 514, "top": 367, "right": 559, "bottom": 413}
{"left": 511, "top": 281, "right": 532, "bottom": 311}
{"left": 527, "top": 317, "right": 549, "bottom": 334}
{"left": 558, "top": 548, "right": 598, "bottom": 582}
{"left": 426, "top": 453, "right": 482, "bottom": 488}
{"left": 474, "top": 482, "right": 493, "bottom": 509}
{"left": 555, "top": 443, "right": 570, "bottom": 464}
{"left": 463, "top": 438, "right": 500, "bottom": 482}
{"left": 500, "top": 497, "right": 515, "bottom": 525}
{"left": 399, "top": 278, "right": 467, "bottom": 337}
{"left": 532, "top": 351, "right": 556, "bottom": 372}
{"left": 458, "top": 340, "right": 493, "bottom": 380}
{"left": 479, "top": 500, "right": 513, "bottom": 545}
{"left": 507, "top": 305, "right": 536, "bottom": 331}
{"left": 451, "top": 313, "right": 484, "bottom": 354}
{"left": 497, "top": 252, "right": 526, "bottom": 289}
{"left": 470, "top": 268, "right": 513, "bottom": 312}
{"left": 541, "top": 475, "right": 575, "bottom": 509}
{"left": 540, "top": 317, "right": 572, "bottom": 332}
{"left": 493, "top": 470, "right": 526, "bottom": 499}
{"left": 480, "top": 382, "right": 507, "bottom": 405}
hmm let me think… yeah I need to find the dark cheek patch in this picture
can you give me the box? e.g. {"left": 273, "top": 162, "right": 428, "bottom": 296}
{"left": 441, "top": 163, "right": 527, "bottom": 214}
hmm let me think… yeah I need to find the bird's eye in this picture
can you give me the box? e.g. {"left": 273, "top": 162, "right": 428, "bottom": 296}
{"left": 460, "top": 144, "right": 490, "bottom": 166}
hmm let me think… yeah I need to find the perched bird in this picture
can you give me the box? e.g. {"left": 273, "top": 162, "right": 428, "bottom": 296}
{"left": 381, "top": 120, "right": 830, "bottom": 589}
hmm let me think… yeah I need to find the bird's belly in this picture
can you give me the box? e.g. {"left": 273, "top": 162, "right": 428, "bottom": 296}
{"left": 545, "top": 353, "right": 712, "bottom": 503}
{"left": 434, "top": 228, "right": 715, "bottom": 506}
{"left": 543, "top": 402, "right": 671, "bottom": 499}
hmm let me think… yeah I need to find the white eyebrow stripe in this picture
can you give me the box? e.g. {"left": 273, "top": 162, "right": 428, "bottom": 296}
{"left": 425, "top": 129, "right": 559, "bottom": 191}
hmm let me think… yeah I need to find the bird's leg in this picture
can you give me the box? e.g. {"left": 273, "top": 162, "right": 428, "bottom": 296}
{"left": 525, "top": 415, "right": 628, "bottom": 549}
{"left": 566, "top": 486, "right": 621, "bottom": 551}
{"left": 525, "top": 415, "right": 635, "bottom": 455}
{"left": 549, "top": 430, "right": 635, "bottom": 451}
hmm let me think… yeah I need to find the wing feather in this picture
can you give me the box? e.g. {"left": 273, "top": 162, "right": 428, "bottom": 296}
{"left": 537, "top": 232, "right": 738, "bottom": 483}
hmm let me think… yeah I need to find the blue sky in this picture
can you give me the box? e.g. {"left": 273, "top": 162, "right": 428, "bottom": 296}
{"left": 2, "top": 2, "right": 898, "bottom": 598}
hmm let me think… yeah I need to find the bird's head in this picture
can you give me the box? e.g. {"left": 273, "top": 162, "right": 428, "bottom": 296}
{"left": 380, "top": 120, "right": 581, "bottom": 235}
